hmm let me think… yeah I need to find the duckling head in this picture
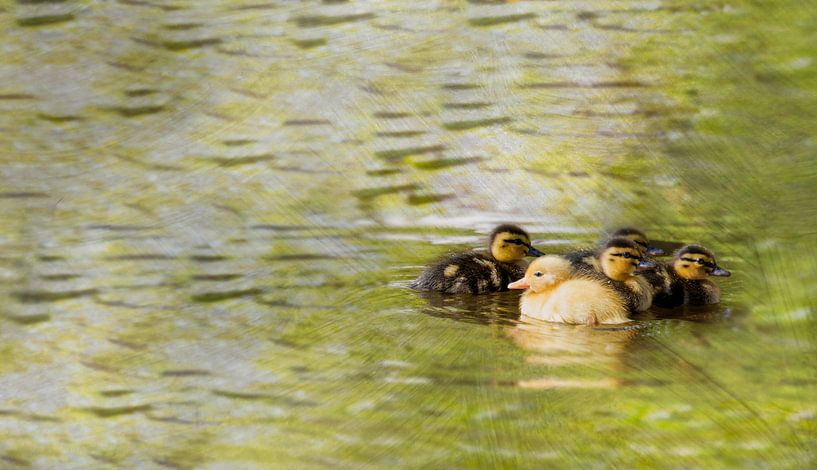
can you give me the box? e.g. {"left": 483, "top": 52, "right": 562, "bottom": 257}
{"left": 599, "top": 237, "right": 656, "bottom": 282}
{"left": 611, "top": 227, "right": 664, "bottom": 256}
{"left": 488, "top": 224, "right": 544, "bottom": 263}
{"left": 673, "top": 245, "right": 731, "bottom": 280}
{"left": 508, "top": 255, "right": 571, "bottom": 292}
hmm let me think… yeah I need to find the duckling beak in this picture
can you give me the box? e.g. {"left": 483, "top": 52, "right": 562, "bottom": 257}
{"left": 646, "top": 245, "right": 665, "bottom": 256}
{"left": 508, "top": 278, "right": 530, "bottom": 289}
{"left": 637, "top": 258, "right": 657, "bottom": 269}
{"left": 710, "top": 266, "right": 731, "bottom": 277}
{"left": 526, "top": 246, "right": 545, "bottom": 257}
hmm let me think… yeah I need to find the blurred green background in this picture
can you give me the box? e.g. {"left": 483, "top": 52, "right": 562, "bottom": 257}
{"left": 1, "top": 0, "right": 816, "bottom": 467}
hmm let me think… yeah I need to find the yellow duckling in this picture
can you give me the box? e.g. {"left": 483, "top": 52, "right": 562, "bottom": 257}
{"left": 597, "top": 237, "right": 657, "bottom": 312}
{"left": 644, "top": 244, "right": 731, "bottom": 307}
{"left": 411, "top": 224, "right": 545, "bottom": 294}
{"left": 507, "top": 255, "right": 629, "bottom": 326}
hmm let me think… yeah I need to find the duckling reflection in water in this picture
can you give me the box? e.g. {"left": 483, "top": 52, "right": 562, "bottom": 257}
{"left": 508, "top": 320, "right": 637, "bottom": 389}
{"left": 509, "top": 239, "right": 655, "bottom": 325}
{"left": 643, "top": 244, "right": 731, "bottom": 307}
{"left": 411, "top": 224, "right": 544, "bottom": 294}
{"left": 413, "top": 289, "right": 521, "bottom": 326}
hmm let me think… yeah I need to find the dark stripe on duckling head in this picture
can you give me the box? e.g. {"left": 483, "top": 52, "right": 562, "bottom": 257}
{"left": 602, "top": 237, "right": 641, "bottom": 251}
{"left": 680, "top": 257, "right": 716, "bottom": 268}
{"left": 611, "top": 227, "right": 662, "bottom": 254}
{"left": 489, "top": 224, "right": 529, "bottom": 241}
{"left": 676, "top": 244, "right": 715, "bottom": 259}
{"left": 611, "top": 227, "right": 647, "bottom": 239}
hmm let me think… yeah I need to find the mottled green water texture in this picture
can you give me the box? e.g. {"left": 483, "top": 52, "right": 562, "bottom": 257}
{"left": 1, "top": 0, "right": 816, "bottom": 468}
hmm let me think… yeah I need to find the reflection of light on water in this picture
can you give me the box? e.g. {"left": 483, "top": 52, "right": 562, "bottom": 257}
{"left": 517, "top": 377, "right": 619, "bottom": 389}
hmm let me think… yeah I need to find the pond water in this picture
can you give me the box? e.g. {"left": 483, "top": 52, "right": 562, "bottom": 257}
{"left": 1, "top": 0, "right": 816, "bottom": 467}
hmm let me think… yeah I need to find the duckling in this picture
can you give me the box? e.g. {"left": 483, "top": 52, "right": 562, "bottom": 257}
{"left": 411, "top": 224, "right": 545, "bottom": 294}
{"left": 591, "top": 237, "right": 656, "bottom": 312}
{"left": 565, "top": 227, "right": 664, "bottom": 273}
{"left": 644, "top": 244, "right": 731, "bottom": 307}
{"left": 507, "top": 255, "right": 629, "bottom": 325}
{"left": 567, "top": 237, "right": 656, "bottom": 312}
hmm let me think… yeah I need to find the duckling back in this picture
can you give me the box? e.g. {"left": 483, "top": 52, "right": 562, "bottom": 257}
{"left": 411, "top": 252, "right": 526, "bottom": 294}
{"left": 521, "top": 277, "right": 629, "bottom": 325}
{"left": 564, "top": 248, "right": 599, "bottom": 274}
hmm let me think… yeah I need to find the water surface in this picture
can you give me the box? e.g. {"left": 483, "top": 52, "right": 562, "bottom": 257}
{"left": 1, "top": 0, "right": 816, "bottom": 467}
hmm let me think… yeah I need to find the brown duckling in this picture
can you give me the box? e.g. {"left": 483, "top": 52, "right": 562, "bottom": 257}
{"left": 593, "top": 237, "right": 656, "bottom": 312}
{"left": 566, "top": 237, "right": 656, "bottom": 312}
{"left": 508, "top": 255, "right": 629, "bottom": 325}
{"left": 411, "top": 224, "right": 545, "bottom": 294}
{"left": 644, "top": 244, "right": 731, "bottom": 307}
{"left": 565, "top": 227, "right": 664, "bottom": 273}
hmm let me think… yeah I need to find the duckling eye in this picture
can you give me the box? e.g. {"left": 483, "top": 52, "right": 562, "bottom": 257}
{"left": 534, "top": 271, "right": 543, "bottom": 277}
{"left": 695, "top": 259, "right": 705, "bottom": 265}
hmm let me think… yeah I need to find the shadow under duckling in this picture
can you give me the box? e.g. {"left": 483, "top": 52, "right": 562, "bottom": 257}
{"left": 411, "top": 224, "right": 545, "bottom": 294}
{"left": 508, "top": 255, "right": 631, "bottom": 326}
{"left": 643, "top": 244, "right": 731, "bottom": 308}
{"left": 565, "top": 226, "right": 664, "bottom": 273}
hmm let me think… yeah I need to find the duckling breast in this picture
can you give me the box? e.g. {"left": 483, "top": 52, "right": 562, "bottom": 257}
{"left": 685, "top": 279, "right": 721, "bottom": 305}
{"left": 624, "top": 275, "right": 654, "bottom": 311}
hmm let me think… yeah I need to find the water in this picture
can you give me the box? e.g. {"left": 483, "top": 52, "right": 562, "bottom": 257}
{"left": 2, "top": 0, "right": 816, "bottom": 467}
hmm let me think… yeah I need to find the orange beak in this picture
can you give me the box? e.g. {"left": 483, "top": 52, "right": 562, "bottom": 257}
{"left": 508, "top": 278, "right": 530, "bottom": 290}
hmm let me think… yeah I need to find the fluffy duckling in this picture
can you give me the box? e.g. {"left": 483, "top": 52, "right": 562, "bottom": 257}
{"left": 508, "top": 255, "right": 629, "bottom": 326}
{"left": 568, "top": 237, "right": 656, "bottom": 312}
{"left": 592, "top": 237, "right": 656, "bottom": 312}
{"left": 566, "top": 227, "right": 664, "bottom": 272}
{"left": 411, "top": 224, "right": 545, "bottom": 294}
{"left": 644, "top": 244, "right": 731, "bottom": 307}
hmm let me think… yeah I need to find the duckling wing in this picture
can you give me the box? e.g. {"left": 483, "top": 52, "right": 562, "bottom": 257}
{"left": 545, "top": 279, "right": 629, "bottom": 325}
{"left": 571, "top": 270, "right": 646, "bottom": 314}
{"left": 411, "top": 252, "right": 515, "bottom": 294}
